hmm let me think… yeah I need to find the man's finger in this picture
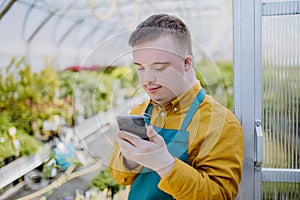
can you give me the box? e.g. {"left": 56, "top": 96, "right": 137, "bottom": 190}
{"left": 117, "top": 133, "right": 137, "bottom": 152}
{"left": 118, "top": 130, "right": 147, "bottom": 148}
{"left": 147, "top": 126, "right": 164, "bottom": 145}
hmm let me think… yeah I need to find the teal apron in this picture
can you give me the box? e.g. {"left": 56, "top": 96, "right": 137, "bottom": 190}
{"left": 128, "top": 88, "right": 206, "bottom": 200}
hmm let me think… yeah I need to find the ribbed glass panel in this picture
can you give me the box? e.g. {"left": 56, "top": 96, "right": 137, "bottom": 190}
{"left": 262, "top": 0, "right": 300, "bottom": 199}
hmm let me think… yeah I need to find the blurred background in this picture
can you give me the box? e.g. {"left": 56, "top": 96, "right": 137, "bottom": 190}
{"left": 0, "top": 1, "right": 235, "bottom": 199}
{"left": 0, "top": 0, "right": 299, "bottom": 200}
{"left": 0, "top": 0, "right": 233, "bottom": 70}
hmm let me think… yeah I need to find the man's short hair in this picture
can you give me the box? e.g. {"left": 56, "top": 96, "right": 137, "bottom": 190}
{"left": 128, "top": 14, "right": 193, "bottom": 56}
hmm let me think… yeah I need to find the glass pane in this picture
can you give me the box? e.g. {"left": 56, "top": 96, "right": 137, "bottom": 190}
{"left": 262, "top": 1, "right": 300, "bottom": 199}
{"left": 262, "top": 182, "right": 300, "bottom": 200}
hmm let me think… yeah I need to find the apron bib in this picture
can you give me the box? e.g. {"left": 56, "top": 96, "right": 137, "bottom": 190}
{"left": 128, "top": 88, "right": 206, "bottom": 200}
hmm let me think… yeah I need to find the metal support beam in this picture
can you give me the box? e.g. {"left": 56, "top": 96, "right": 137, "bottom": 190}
{"left": 262, "top": 168, "right": 300, "bottom": 183}
{"left": 0, "top": 0, "right": 17, "bottom": 20}
{"left": 57, "top": 19, "right": 84, "bottom": 45}
{"left": 27, "top": 11, "right": 56, "bottom": 43}
{"left": 262, "top": 1, "right": 300, "bottom": 16}
{"left": 0, "top": 144, "right": 51, "bottom": 189}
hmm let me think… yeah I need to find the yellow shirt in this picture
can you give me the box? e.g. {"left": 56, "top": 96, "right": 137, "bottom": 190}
{"left": 109, "top": 82, "right": 244, "bottom": 199}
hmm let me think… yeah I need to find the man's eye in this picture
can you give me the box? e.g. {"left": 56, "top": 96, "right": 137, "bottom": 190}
{"left": 136, "top": 65, "right": 144, "bottom": 70}
{"left": 154, "top": 65, "right": 167, "bottom": 70}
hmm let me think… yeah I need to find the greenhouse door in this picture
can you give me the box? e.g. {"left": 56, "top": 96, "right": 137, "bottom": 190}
{"left": 233, "top": 0, "right": 300, "bottom": 199}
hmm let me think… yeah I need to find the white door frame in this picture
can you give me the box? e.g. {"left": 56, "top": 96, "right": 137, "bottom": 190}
{"left": 233, "top": 0, "right": 300, "bottom": 199}
{"left": 233, "top": 0, "right": 263, "bottom": 199}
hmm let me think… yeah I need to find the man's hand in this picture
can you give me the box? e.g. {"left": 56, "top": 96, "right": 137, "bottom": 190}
{"left": 117, "top": 126, "right": 175, "bottom": 177}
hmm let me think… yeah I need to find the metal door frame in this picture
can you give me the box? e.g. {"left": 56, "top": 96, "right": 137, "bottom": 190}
{"left": 233, "top": 0, "right": 300, "bottom": 199}
{"left": 233, "top": 0, "right": 262, "bottom": 198}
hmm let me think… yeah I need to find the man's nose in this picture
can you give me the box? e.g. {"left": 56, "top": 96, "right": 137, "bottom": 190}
{"left": 143, "top": 68, "right": 156, "bottom": 83}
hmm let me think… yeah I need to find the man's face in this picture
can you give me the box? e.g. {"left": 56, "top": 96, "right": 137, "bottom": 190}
{"left": 132, "top": 36, "right": 190, "bottom": 105}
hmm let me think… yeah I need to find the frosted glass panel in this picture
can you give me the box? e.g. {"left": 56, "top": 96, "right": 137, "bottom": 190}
{"left": 262, "top": 1, "right": 300, "bottom": 199}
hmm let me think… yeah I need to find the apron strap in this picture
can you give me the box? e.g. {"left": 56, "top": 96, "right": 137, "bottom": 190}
{"left": 180, "top": 88, "right": 206, "bottom": 131}
{"left": 143, "top": 103, "right": 152, "bottom": 125}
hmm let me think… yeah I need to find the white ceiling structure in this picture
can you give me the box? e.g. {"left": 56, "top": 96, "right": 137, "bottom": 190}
{"left": 0, "top": 0, "right": 233, "bottom": 71}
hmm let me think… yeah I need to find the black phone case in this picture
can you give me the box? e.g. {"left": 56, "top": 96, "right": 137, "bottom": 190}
{"left": 116, "top": 115, "right": 148, "bottom": 139}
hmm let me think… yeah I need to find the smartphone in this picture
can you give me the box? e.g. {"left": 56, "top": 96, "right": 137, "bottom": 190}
{"left": 116, "top": 115, "right": 148, "bottom": 140}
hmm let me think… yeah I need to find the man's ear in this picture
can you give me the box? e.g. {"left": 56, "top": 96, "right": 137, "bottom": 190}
{"left": 184, "top": 56, "right": 193, "bottom": 71}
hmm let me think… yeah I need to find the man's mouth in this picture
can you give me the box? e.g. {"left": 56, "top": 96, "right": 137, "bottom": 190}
{"left": 146, "top": 85, "right": 162, "bottom": 93}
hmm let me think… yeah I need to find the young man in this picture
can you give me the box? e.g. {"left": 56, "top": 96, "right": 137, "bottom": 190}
{"left": 109, "top": 14, "right": 244, "bottom": 199}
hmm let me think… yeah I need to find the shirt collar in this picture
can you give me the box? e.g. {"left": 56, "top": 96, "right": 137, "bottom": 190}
{"left": 150, "top": 81, "right": 202, "bottom": 113}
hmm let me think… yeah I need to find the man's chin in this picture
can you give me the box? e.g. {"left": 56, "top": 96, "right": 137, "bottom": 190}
{"left": 149, "top": 95, "right": 163, "bottom": 104}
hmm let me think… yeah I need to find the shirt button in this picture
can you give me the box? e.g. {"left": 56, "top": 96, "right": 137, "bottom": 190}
{"left": 174, "top": 107, "right": 177, "bottom": 112}
{"left": 160, "top": 112, "right": 165, "bottom": 117}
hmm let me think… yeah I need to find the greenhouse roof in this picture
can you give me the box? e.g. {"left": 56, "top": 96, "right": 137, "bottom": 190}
{"left": 0, "top": 0, "right": 233, "bottom": 71}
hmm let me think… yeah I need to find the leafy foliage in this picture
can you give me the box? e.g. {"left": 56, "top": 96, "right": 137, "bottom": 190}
{"left": 0, "top": 57, "right": 140, "bottom": 163}
{"left": 195, "top": 59, "right": 234, "bottom": 110}
{"left": 0, "top": 56, "right": 234, "bottom": 174}
{"left": 58, "top": 66, "right": 140, "bottom": 123}
{"left": 91, "top": 168, "right": 122, "bottom": 199}
{"left": 0, "top": 57, "right": 62, "bottom": 133}
{"left": 0, "top": 57, "right": 61, "bottom": 163}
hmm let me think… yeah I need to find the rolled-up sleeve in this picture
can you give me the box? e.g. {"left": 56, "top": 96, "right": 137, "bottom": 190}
{"left": 109, "top": 145, "right": 143, "bottom": 185}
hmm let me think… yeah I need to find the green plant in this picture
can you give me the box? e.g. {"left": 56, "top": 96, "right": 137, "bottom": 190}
{"left": 262, "top": 182, "right": 300, "bottom": 200}
{"left": 195, "top": 59, "right": 234, "bottom": 109}
{"left": 58, "top": 66, "right": 140, "bottom": 123}
{"left": 0, "top": 112, "right": 15, "bottom": 166}
{"left": 17, "top": 129, "right": 42, "bottom": 156}
{"left": 42, "top": 152, "right": 60, "bottom": 179}
{"left": 0, "top": 57, "right": 64, "bottom": 162}
{"left": 91, "top": 168, "right": 122, "bottom": 200}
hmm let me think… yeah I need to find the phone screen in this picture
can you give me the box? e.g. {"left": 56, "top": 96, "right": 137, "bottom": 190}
{"left": 116, "top": 115, "right": 148, "bottom": 140}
